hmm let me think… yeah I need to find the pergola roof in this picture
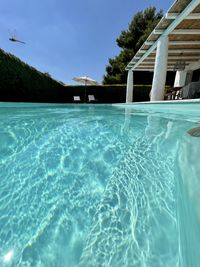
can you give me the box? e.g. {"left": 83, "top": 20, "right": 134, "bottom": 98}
{"left": 126, "top": 0, "right": 200, "bottom": 72}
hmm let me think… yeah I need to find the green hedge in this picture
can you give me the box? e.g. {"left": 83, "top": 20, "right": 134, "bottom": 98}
{"left": 63, "top": 84, "right": 151, "bottom": 103}
{"left": 0, "top": 49, "right": 151, "bottom": 103}
{"left": 0, "top": 48, "right": 64, "bottom": 102}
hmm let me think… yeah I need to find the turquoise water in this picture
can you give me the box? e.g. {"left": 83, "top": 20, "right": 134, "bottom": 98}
{"left": 0, "top": 103, "right": 200, "bottom": 267}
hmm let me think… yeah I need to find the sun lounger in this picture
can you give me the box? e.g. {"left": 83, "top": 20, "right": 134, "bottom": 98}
{"left": 73, "top": 96, "right": 81, "bottom": 103}
{"left": 88, "top": 95, "right": 98, "bottom": 103}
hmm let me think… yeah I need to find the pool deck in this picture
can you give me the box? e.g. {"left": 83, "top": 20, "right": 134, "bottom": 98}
{"left": 114, "top": 100, "right": 200, "bottom": 118}
{"left": 114, "top": 99, "right": 200, "bottom": 105}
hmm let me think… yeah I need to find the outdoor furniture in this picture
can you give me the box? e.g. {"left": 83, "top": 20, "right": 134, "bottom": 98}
{"left": 174, "top": 90, "right": 182, "bottom": 100}
{"left": 87, "top": 95, "right": 98, "bottom": 103}
{"left": 165, "top": 82, "right": 200, "bottom": 100}
{"left": 73, "top": 96, "right": 81, "bottom": 103}
{"left": 165, "top": 91, "right": 174, "bottom": 100}
{"left": 165, "top": 87, "right": 182, "bottom": 100}
{"left": 72, "top": 76, "right": 99, "bottom": 102}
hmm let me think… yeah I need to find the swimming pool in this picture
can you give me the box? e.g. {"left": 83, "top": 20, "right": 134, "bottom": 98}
{"left": 0, "top": 102, "right": 200, "bottom": 267}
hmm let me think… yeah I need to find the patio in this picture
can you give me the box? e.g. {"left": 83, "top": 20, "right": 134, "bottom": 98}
{"left": 126, "top": 0, "right": 200, "bottom": 102}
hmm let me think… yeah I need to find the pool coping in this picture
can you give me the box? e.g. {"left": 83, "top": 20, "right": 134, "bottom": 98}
{"left": 113, "top": 99, "right": 200, "bottom": 106}
{"left": 113, "top": 99, "right": 200, "bottom": 119}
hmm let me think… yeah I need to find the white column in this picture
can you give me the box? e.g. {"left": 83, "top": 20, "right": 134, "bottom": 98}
{"left": 174, "top": 70, "right": 187, "bottom": 88}
{"left": 126, "top": 70, "right": 133, "bottom": 103}
{"left": 151, "top": 35, "right": 169, "bottom": 101}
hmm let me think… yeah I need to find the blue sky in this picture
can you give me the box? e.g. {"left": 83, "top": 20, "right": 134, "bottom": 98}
{"left": 0, "top": 0, "right": 174, "bottom": 84}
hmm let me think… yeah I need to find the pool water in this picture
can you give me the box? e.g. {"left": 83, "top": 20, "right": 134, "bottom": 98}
{"left": 0, "top": 103, "right": 200, "bottom": 267}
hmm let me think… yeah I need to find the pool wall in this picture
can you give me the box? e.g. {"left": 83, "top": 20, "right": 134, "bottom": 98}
{"left": 176, "top": 135, "right": 200, "bottom": 267}
{"left": 116, "top": 100, "right": 200, "bottom": 267}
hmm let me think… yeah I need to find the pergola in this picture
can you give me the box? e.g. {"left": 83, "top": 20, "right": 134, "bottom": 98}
{"left": 125, "top": 0, "right": 200, "bottom": 102}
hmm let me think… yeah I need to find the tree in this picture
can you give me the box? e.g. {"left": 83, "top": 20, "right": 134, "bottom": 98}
{"left": 44, "top": 72, "right": 52, "bottom": 78}
{"left": 103, "top": 7, "right": 163, "bottom": 85}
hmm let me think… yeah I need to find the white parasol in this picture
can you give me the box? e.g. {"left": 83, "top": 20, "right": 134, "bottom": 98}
{"left": 73, "top": 76, "right": 98, "bottom": 85}
{"left": 72, "top": 76, "right": 98, "bottom": 102}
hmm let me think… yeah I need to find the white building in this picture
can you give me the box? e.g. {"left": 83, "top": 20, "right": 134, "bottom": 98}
{"left": 126, "top": 0, "right": 200, "bottom": 102}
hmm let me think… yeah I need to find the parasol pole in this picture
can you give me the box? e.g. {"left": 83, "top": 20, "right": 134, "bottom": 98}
{"left": 84, "top": 80, "right": 87, "bottom": 103}
{"left": 84, "top": 79, "right": 87, "bottom": 103}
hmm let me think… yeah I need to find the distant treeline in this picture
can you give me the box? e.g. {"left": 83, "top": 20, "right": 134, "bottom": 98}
{"left": 0, "top": 48, "right": 164, "bottom": 103}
